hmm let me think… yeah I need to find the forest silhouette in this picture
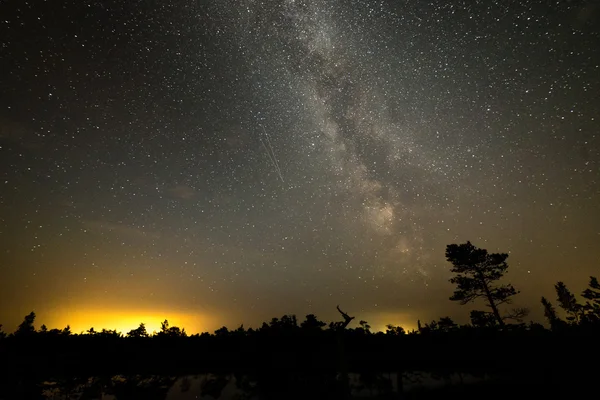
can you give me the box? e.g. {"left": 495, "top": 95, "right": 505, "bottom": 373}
{"left": 1, "top": 242, "right": 598, "bottom": 399}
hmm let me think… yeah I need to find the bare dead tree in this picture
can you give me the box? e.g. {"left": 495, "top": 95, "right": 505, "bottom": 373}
{"left": 333, "top": 305, "right": 355, "bottom": 400}
{"left": 335, "top": 305, "right": 355, "bottom": 330}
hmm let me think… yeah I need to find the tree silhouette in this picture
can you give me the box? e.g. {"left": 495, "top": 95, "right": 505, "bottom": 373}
{"left": 266, "top": 314, "right": 298, "bottom": 331}
{"left": 232, "top": 324, "right": 246, "bottom": 337}
{"left": 332, "top": 305, "right": 354, "bottom": 400}
{"left": 446, "top": 241, "right": 519, "bottom": 326}
{"left": 300, "top": 314, "right": 326, "bottom": 330}
{"left": 15, "top": 311, "right": 36, "bottom": 336}
{"left": 541, "top": 296, "right": 565, "bottom": 330}
{"left": 358, "top": 320, "right": 371, "bottom": 334}
{"left": 418, "top": 317, "right": 458, "bottom": 334}
{"left": 160, "top": 319, "right": 169, "bottom": 335}
{"left": 581, "top": 276, "right": 600, "bottom": 323}
{"left": 45, "top": 328, "right": 62, "bottom": 336}
{"left": 555, "top": 282, "right": 582, "bottom": 324}
{"left": 385, "top": 324, "right": 405, "bottom": 335}
{"left": 126, "top": 323, "right": 149, "bottom": 338}
{"left": 98, "top": 328, "right": 121, "bottom": 338}
{"left": 437, "top": 317, "right": 458, "bottom": 332}
{"left": 0, "top": 324, "right": 6, "bottom": 339}
{"left": 155, "top": 320, "right": 187, "bottom": 337}
{"left": 214, "top": 326, "right": 230, "bottom": 336}
{"left": 332, "top": 305, "right": 355, "bottom": 330}
{"left": 166, "top": 325, "right": 186, "bottom": 337}
{"left": 469, "top": 310, "right": 497, "bottom": 328}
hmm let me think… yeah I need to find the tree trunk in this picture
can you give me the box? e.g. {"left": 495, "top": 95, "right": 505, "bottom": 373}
{"left": 488, "top": 299, "right": 504, "bottom": 326}
{"left": 481, "top": 279, "right": 505, "bottom": 326}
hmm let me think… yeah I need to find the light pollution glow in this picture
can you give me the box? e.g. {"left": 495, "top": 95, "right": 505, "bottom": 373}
{"left": 27, "top": 308, "right": 416, "bottom": 336}
{"left": 37, "top": 308, "right": 214, "bottom": 336}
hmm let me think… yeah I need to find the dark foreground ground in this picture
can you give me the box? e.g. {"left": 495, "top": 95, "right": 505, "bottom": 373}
{"left": 0, "top": 328, "right": 596, "bottom": 399}
{"left": 0, "top": 365, "right": 592, "bottom": 400}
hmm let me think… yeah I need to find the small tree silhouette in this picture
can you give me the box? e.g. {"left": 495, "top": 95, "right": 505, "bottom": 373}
{"left": 0, "top": 324, "right": 6, "bottom": 339}
{"left": 446, "top": 242, "right": 520, "bottom": 326}
{"left": 267, "top": 315, "right": 298, "bottom": 331}
{"left": 126, "top": 323, "right": 149, "bottom": 338}
{"left": 581, "top": 276, "right": 600, "bottom": 323}
{"left": 97, "top": 328, "right": 121, "bottom": 338}
{"left": 214, "top": 326, "right": 229, "bottom": 336}
{"left": 470, "top": 310, "right": 497, "bottom": 328}
{"left": 167, "top": 326, "right": 186, "bottom": 337}
{"left": 437, "top": 316, "right": 458, "bottom": 332}
{"left": 46, "top": 328, "right": 62, "bottom": 336}
{"left": 160, "top": 319, "right": 169, "bottom": 334}
{"left": 156, "top": 320, "right": 187, "bottom": 337}
{"left": 385, "top": 324, "right": 405, "bottom": 335}
{"left": 15, "top": 311, "right": 36, "bottom": 336}
{"left": 358, "top": 320, "right": 371, "bottom": 334}
{"left": 232, "top": 324, "right": 246, "bottom": 337}
{"left": 300, "top": 314, "right": 326, "bottom": 330}
{"left": 555, "top": 282, "right": 583, "bottom": 324}
{"left": 541, "top": 296, "right": 565, "bottom": 330}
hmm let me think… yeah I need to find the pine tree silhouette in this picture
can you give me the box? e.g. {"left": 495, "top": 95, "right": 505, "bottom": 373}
{"left": 446, "top": 242, "right": 520, "bottom": 326}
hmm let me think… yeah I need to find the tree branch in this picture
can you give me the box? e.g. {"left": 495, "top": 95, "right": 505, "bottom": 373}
{"left": 502, "top": 307, "right": 530, "bottom": 322}
{"left": 336, "top": 305, "right": 355, "bottom": 329}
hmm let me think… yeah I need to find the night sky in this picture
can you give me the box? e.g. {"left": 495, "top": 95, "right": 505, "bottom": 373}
{"left": 1, "top": 1, "right": 599, "bottom": 334}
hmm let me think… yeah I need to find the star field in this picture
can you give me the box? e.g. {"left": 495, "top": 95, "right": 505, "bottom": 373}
{"left": 1, "top": 0, "right": 599, "bottom": 333}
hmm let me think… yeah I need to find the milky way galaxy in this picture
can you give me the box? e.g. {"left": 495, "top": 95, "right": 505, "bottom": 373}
{"left": 1, "top": 0, "right": 599, "bottom": 333}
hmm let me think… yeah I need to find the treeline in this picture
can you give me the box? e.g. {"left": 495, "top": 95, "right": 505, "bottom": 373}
{"left": 0, "top": 242, "right": 598, "bottom": 399}
{"left": 3, "top": 241, "right": 598, "bottom": 340}
{"left": 0, "top": 278, "right": 598, "bottom": 400}
{"left": 1, "top": 268, "right": 599, "bottom": 341}
{"left": 0, "top": 243, "right": 598, "bottom": 375}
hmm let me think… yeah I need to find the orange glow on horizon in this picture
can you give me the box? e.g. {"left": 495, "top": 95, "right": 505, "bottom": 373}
{"left": 364, "top": 311, "right": 417, "bottom": 333}
{"left": 40, "top": 308, "right": 212, "bottom": 335}
{"left": 25, "top": 305, "right": 417, "bottom": 336}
